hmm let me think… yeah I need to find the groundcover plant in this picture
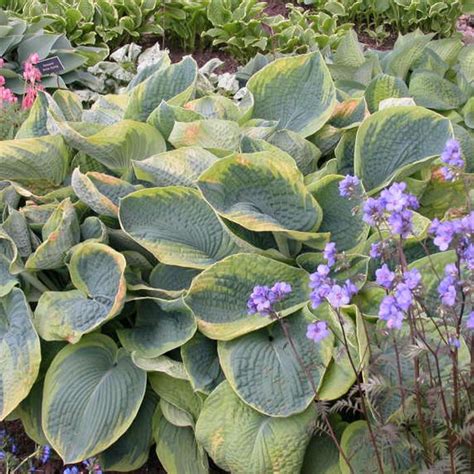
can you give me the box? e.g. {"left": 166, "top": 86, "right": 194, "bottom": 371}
{"left": 0, "top": 29, "right": 473, "bottom": 473}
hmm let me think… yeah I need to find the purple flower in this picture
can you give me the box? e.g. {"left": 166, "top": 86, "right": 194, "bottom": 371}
{"left": 376, "top": 264, "right": 395, "bottom": 289}
{"left": 448, "top": 337, "right": 461, "bottom": 349}
{"left": 344, "top": 279, "right": 359, "bottom": 297}
{"left": 461, "top": 242, "right": 474, "bottom": 270}
{"left": 323, "top": 242, "right": 337, "bottom": 267}
{"left": 467, "top": 312, "right": 474, "bottom": 330}
{"left": 0, "top": 451, "right": 5, "bottom": 461}
{"left": 247, "top": 282, "right": 292, "bottom": 317}
{"left": 441, "top": 139, "right": 463, "bottom": 168}
{"left": 403, "top": 269, "right": 421, "bottom": 290}
{"left": 394, "top": 283, "right": 414, "bottom": 311}
{"left": 430, "top": 219, "right": 455, "bottom": 251}
{"left": 327, "top": 284, "right": 351, "bottom": 308}
{"left": 379, "top": 295, "right": 404, "bottom": 329}
{"left": 388, "top": 209, "right": 414, "bottom": 238}
{"left": 309, "top": 265, "right": 332, "bottom": 309}
{"left": 438, "top": 268, "right": 457, "bottom": 307}
{"left": 380, "top": 182, "right": 419, "bottom": 213}
{"left": 440, "top": 166, "right": 455, "bottom": 181}
{"left": 40, "top": 445, "right": 51, "bottom": 464}
{"left": 370, "top": 242, "right": 382, "bottom": 259}
{"left": 64, "top": 468, "right": 79, "bottom": 474}
{"left": 339, "top": 175, "right": 360, "bottom": 198}
{"left": 363, "top": 197, "right": 384, "bottom": 226}
{"left": 306, "top": 321, "right": 330, "bottom": 342}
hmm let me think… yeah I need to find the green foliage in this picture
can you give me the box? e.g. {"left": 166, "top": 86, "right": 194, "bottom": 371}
{"left": 0, "top": 32, "right": 473, "bottom": 473}
{"left": 302, "top": 0, "right": 465, "bottom": 39}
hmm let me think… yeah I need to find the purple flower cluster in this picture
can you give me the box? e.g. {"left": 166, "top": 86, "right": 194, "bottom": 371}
{"left": 339, "top": 175, "right": 360, "bottom": 199}
{"left": 467, "top": 312, "right": 474, "bottom": 329}
{"left": 247, "top": 281, "right": 292, "bottom": 316}
{"left": 63, "top": 468, "right": 79, "bottom": 474}
{"left": 430, "top": 212, "right": 474, "bottom": 269}
{"left": 351, "top": 181, "right": 419, "bottom": 239}
{"left": 437, "top": 263, "right": 459, "bottom": 307}
{"left": 309, "top": 243, "right": 359, "bottom": 310}
{"left": 40, "top": 445, "right": 51, "bottom": 464}
{"left": 306, "top": 320, "right": 330, "bottom": 342}
{"left": 378, "top": 268, "right": 421, "bottom": 330}
{"left": 440, "top": 139, "right": 464, "bottom": 181}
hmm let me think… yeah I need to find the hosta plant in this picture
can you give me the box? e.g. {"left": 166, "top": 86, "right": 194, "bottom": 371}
{"left": 0, "top": 33, "right": 473, "bottom": 473}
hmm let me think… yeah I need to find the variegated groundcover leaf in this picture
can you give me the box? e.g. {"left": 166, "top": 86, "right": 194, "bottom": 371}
{"left": 0, "top": 31, "right": 471, "bottom": 473}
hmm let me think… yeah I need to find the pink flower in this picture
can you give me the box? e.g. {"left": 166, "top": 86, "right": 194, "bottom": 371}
{"left": 0, "top": 58, "right": 4, "bottom": 68}
{"left": 0, "top": 76, "right": 5, "bottom": 87}
{"left": 0, "top": 86, "right": 18, "bottom": 106}
{"left": 21, "top": 85, "right": 37, "bottom": 110}
{"left": 29, "top": 53, "right": 40, "bottom": 65}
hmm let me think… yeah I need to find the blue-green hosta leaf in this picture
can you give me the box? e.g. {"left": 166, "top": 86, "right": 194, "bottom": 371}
{"left": 181, "top": 331, "right": 224, "bottom": 394}
{"left": 0, "top": 288, "right": 41, "bottom": 420}
{"left": 185, "top": 253, "right": 310, "bottom": 340}
{"left": 99, "top": 389, "right": 158, "bottom": 472}
{"left": 25, "top": 198, "right": 80, "bottom": 270}
{"left": 119, "top": 187, "right": 240, "bottom": 269}
{"left": 184, "top": 95, "right": 246, "bottom": 122}
{"left": 0, "top": 255, "right": 18, "bottom": 297}
{"left": 42, "top": 334, "right": 146, "bottom": 464}
{"left": 267, "top": 129, "right": 321, "bottom": 175}
{"left": 117, "top": 297, "right": 196, "bottom": 358}
{"left": 53, "top": 119, "right": 166, "bottom": 174}
{"left": 153, "top": 407, "right": 209, "bottom": 474}
{"left": 354, "top": 106, "right": 453, "bottom": 192}
{"left": 168, "top": 119, "right": 241, "bottom": 153}
{"left": 219, "top": 310, "right": 333, "bottom": 416}
{"left": 34, "top": 242, "right": 127, "bottom": 343}
{"left": 146, "top": 101, "right": 204, "bottom": 140}
{"left": 427, "top": 38, "right": 463, "bottom": 66}
{"left": 0, "top": 135, "right": 71, "bottom": 194}
{"left": 409, "top": 71, "right": 467, "bottom": 110}
{"left": 364, "top": 74, "right": 410, "bottom": 113}
{"left": 52, "top": 90, "right": 83, "bottom": 122}
{"left": 197, "top": 152, "right": 322, "bottom": 234}
{"left": 82, "top": 94, "right": 128, "bottom": 125}
{"left": 71, "top": 168, "right": 135, "bottom": 217}
{"left": 463, "top": 97, "right": 474, "bottom": 130}
{"left": 334, "top": 30, "right": 365, "bottom": 69}
{"left": 195, "top": 381, "right": 317, "bottom": 474}
{"left": 458, "top": 45, "right": 474, "bottom": 84}
{"left": 80, "top": 216, "right": 108, "bottom": 243}
{"left": 0, "top": 229, "right": 22, "bottom": 275}
{"left": 133, "top": 147, "right": 219, "bottom": 187}
{"left": 125, "top": 57, "right": 198, "bottom": 122}
{"left": 335, "top": 128, "right": 357, "bottom": 175}
{"left": 308, "top": 175, "right": 369, "bottom": 252}
{"left": 2, "top": 209, "right": 33, "bottom": 259}
{"left": 247, "top": 52, "right": 336, "bottom": 137}
{"left": 132, "top": 354, "right": 189, "bottom": 379}
{"left": 328, "top": 98, "right": 368, "bottom": 130}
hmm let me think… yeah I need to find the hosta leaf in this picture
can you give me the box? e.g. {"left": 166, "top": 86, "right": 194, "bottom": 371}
{"left": 71, "top": 168, "right": 135, "bottom": 217}
{"left": 0, "top": 135, "right": 71, "bottom": 194}
{"left": 195, "top": 381, "right": 317, "bottom": 474}
{"left": 409, "top": 71, "right": 467, "bottom": 110}
{"left": 2, "top": 209, "right": 33, "bottom": 258}
{"left": 354, "top": 106, "right": 453, "bottom": 192}
{"left": 185, "top": 253, "right": 310, "bottom": 340}
{"left": 117, "top": 297, "right": 196, "bottom": 358}
{"left": 168, "top": 119, "right": 241, "bottom": 152}
{"left": 219, "top": 310, "right": 333, "bottom": 416}
{"left": 364, "top": 74, "right": 410, "bottom": 113}
{"left": 25, "top": 198, "right": 80, "bottom": 270}
{"left": 160, "top": 399, "right": 194, "bottom": 428}
{"left": 99, "top": 389, "right": 158, "bottom": 472}
{"left": 80, "top": 216, "right": 108, "bottom": 243}
{"left": 329, "top": 98, "right": 368, "bottom": 130}
{"left": 197, "top": 152, "right": 322, "bottom": 234}
{"left": 82, "top": 94, "right": 127, "bottom": 125}
{"left": 119, "top": 187, "right": 240, "bottom": 269}
{"left": 153, "top": 407, "right": 209, "bottom": 474}
{"left": 52, "top": 90, "right": 83, "bottom": 122}
{"left": 132, "top": 354, "right": 189, "bottom": 379}
{"left": 125, "top": 57, "right": 198, "bottom": 122}
{"left": 181, "top": 331, "right": 224, "bottom": 394}
{"left": 42, "top": 334, "right": 146, "bottom": 464}
{"left": 308, "top": 175, "right": 369, "bottom": 252}
{"left": 184, "top": 95, "right": 244, "bottom": 122}
{"left": 133, "top": 147, "right": 219, "bottom": 187}
{"left": 0, "top": 288, "right": 41, "bottom": 420}
{"left": 0, "top": 255, "right": 18, "bottom": 297}
{"left": 247, "top": 52, "right": 336, "bottom": 137}
{"left": 34, "top": 243, "right": 127, "bottom": 343}
{"left": 54, "top": 119, "right": 166, "bottom": 173}
{"left": 149, "top": 264, "right": 200, "bottom": 294}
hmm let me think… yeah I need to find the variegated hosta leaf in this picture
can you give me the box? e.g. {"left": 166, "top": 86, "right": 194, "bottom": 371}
{"left": 0, "top": 135, "right": 71, "bottom": 194}
{"left": 42, "top": 334, "right": 146, "bottom": 464}
{"left": 125, "top": 56, "right": 198, "bottom": 122}
{"left": 119, "top": 187, "right": 240, "bottom": 269}
{"left": 181, "top": 331, "right": 224, "bottom": 394}
{"left": 168, "top": 119, "right": 241, "bottom": 153}
{"left": 0, "top": 288, "right": 41, "bottom": 420}
{"left": 25, "top": 198, "right": 80, "bottom": 270}
{"left": 195, "top": 381, "right": 317, "bottom": 474}
{"left": 328, "top": 98, "right": 368, "bottom": 130}
{"left": 71, "top": 168, "right": 135, "bottom": 217}
{"left": 219, "top": 310, "right": 333, "bottom": 416}
{"left": 308, "top": 174, "right": 369, "bottom": 252}
{"left": 53, "top": 119, "right": 166, "bottom": 174}
{"left": 132, "top": 354, "right": 189, "bottom": 379}
{"left": 146, "top": 101, "right": 203, "bottom": 140}
{"left": 409, "top": 71, "right": 467, "bottom": 110}
{"left": 197, "top": 152, "right": 322, "bottom": 234}
{"left": 354, "top": 106, "right": 453, "bottom": 192}
{"left": 132, "top": 146, "right": 219, "bottom": 187}
{"left": 2, "top": 209, "right": 33, "bottom": 258}
{"left": 364, "top": 74, "right": 410, "bottom": 113}
{"left": 153, "top": 407, "right": 209, "bottom": 474}
{"left": 247, "top": 52, "right": 336, "bottom": 137}
{"left": 185, "top": 253, "right": 310, "bottom": 340}
{"left": 82, "top": 94, "right": 128, "bottom": 125}
{"left": 52, "top": 90, "right": 83, "bottom": 122}
{"left": 184, "top": 95, "right": 248, "bottom": 122}
{"left": 34, "top": 242, "right": 127, "bottom": 343}
{"left": 99, "top": 389, "right": 158, "bottom": 472}
{"left": 0, "top": 254, "right": 18, "bottom": 297}
{"left": 117, "top": 297, "right": 196, "bottom": 359}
